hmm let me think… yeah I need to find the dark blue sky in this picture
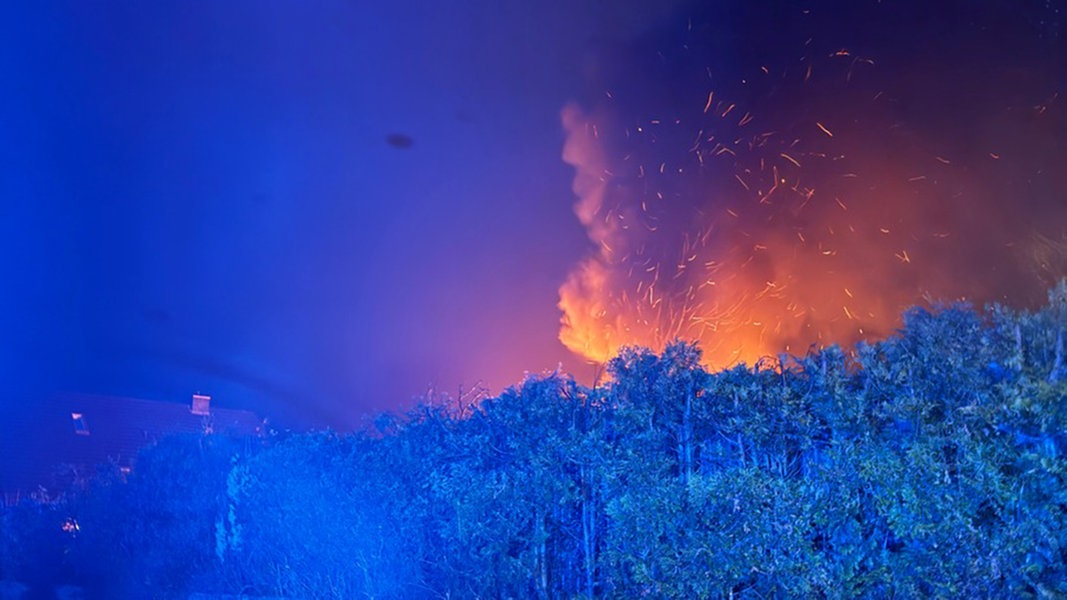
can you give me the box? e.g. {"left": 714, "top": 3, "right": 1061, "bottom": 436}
{"left": 3, "top": 1, "right": 1064, "bottom": 429}
{"left": 2, "top": 1, "right": 692, "bottom": 428}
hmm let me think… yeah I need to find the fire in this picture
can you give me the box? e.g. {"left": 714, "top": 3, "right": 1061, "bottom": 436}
{"left": 556, "top": 92, "right": 907, "bottom": 368}
{"left": 557, "top": 101, "right": 842, "bottom": 368}
{"left": 556, "top": 11, "right": 1067, "bottom": 369}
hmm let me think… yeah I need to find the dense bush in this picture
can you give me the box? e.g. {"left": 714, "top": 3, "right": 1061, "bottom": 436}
{"left": 4, "top": 288, "right": 1067, "bottom": 598}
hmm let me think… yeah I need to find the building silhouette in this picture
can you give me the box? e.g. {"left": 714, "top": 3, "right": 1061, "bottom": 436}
{"left": 0, "top": 393, "right": 262, "bottom": 504}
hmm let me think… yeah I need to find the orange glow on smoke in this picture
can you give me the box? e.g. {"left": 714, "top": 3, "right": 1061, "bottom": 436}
{"left": 557, "top": 82, "right": 1064, "bottom": 368}
{"left": 555, "top": 6, "right": 1067, "bottom": 372}
{"left": 557, "top": 99, "right": 908, "bottom": 368}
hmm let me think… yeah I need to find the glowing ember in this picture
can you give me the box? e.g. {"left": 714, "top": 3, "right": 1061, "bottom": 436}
{"left": 558, "top": 4, "right": 1067, "bottom": 369}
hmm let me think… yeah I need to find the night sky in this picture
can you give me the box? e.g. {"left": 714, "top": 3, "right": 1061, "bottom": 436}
{"left": 3, "top": 1, "right": 1065, "bottom": 430}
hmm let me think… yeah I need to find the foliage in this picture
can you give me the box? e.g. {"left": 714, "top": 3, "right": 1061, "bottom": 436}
{"left": 6, "top": 286, "right": 1067, "bottom": 598}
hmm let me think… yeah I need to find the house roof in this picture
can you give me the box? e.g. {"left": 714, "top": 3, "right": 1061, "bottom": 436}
{"left": 0, "top": 393, "right": 262, "bottom": 499}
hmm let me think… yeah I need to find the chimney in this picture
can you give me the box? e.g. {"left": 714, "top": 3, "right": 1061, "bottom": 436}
{"left": 191, "top": 393, "right": 211, "bottom": 416}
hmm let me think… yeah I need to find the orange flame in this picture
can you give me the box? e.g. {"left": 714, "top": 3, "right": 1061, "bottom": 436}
{"left": 557, "top": 95, "right": 1063, "bottom": 369}
{"left": 556, "top": 4, "right": 1067, "bottom": 371}
{"left": 556, "top": 100, "right": 907, "bottom": 368}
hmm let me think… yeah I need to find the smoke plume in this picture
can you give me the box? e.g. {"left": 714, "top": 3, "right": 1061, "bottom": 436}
{"left": 558, "top": 0, "right": 1067, "bottom": 367}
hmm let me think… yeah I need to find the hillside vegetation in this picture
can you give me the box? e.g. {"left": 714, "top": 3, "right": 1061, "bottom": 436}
{"left": 4, "top": 286, "right": 1067, "bottom": 598}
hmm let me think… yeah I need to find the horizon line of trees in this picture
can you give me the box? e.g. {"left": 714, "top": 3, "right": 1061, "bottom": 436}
{"left": 3, "top": 285, "right": 1067, "bottom": 598}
